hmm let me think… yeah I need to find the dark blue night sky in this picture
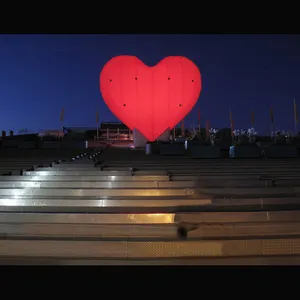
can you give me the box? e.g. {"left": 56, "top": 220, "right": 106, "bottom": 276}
{"left": 0, "top": 34, "right": 299, "bottom": 134}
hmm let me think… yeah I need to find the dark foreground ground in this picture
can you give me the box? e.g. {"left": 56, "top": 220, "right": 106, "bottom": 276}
{"left": 1, "top": 144, "right": 300, "bottom": 265}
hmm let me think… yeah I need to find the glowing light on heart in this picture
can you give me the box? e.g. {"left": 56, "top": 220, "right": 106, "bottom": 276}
{"left": 100, "top": 55, "right": 202, "bottom": 141}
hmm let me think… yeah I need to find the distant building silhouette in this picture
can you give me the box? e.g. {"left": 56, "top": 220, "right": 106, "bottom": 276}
{"left": 100, "top": 122, "right": 129, "bottom": 130}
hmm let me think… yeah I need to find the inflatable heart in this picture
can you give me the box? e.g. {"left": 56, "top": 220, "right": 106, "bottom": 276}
{"left": 100, "top": 55, "right": 201, "bottom": 141}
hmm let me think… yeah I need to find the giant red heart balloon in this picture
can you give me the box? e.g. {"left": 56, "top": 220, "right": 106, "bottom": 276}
{"left": 100, "top": 55, "right": 202, "bottom": 141}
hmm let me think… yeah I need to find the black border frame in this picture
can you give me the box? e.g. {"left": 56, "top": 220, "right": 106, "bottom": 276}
{"left": 1, "top": 3, "right": 298, "bottom": 34}
{"left": 2, "top": 265, "right": 298, "bottom": 294}
{"left": 1, "top": 5, "right": 299, "bottom": 295}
